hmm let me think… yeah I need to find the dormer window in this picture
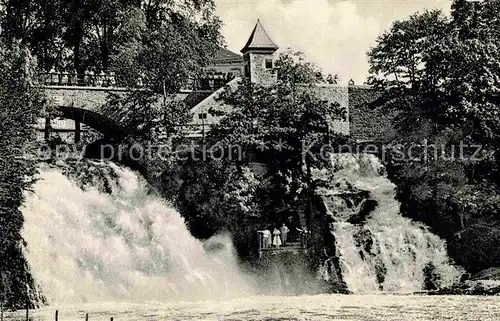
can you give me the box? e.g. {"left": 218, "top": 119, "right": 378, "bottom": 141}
{"left": 265, "top": 59, "right": 273, "bottom": 69}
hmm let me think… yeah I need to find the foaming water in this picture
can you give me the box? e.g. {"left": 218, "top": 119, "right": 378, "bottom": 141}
{"left": 5, "top": 295, "right": 500, "bottom": 321}
{"left": 21, "top": 162, "right": 253, "bottom": 304}
{"left": 315, "top": 154, "right": 462, "bottom": 293}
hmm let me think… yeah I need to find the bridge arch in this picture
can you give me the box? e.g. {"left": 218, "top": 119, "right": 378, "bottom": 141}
{"left": 43, "top": 106, "right": 147, "bottom": 172}
{"left": 55, "top": 106, "right": 126, "bottom": 140}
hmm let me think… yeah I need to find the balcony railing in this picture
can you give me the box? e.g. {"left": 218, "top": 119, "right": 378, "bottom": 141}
{"left": 39, "top": 70, "right": 238, "bottom": 90}
{"left": 39, "top": 71, "right": 126, "bottom": 88}
{"left": 257, "top": 228, "right": 310, "bottom": 258}
{"left": 194, "top": 72, "right": 237, "bottom": 91}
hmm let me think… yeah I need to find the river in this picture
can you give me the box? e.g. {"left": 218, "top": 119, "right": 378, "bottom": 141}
{"left": 5, "top": 294, "right": 500, "bottom": 320}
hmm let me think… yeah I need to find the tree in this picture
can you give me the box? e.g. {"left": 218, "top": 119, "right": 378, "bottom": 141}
{"left": 276, "top": 49, "right": 339, "bottom": 85}
{"left": 0, "top": 42, "right": 46, "bottom": 308}
{"left": 100, "top": 1, "right": 223, "bottom": 174}
{"left": 367, "top": 10, "right": 449, "bottom": 90}
{"left": 0, "top": 0, "right": 223, "bottom": 77}
{"left": 111, "top": 10, "right": 222, "bottom": 93}
{"left": 451, "top": 0, "right": 500, "bottom": 41}
{"left": 0, "top": 0, "right": 64, "bottom": 70}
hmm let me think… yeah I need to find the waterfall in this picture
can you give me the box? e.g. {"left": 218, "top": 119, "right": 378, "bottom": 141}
{"left": 315, "top": 153, "right": 462, "bottom": 293}
{"left": 21, "top": 162, "right": 253, "bottom": 304}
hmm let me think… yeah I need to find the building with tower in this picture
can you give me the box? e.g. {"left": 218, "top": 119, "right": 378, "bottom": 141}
{"left": 186, "top": 19, "right": 283, "bottom": 137}
{"left": 186, "top": 19, "right": 396, "bottom": 142}
{"left": 241, "top": 19, "right": 279, "bottom": 86}
{"left": 187, "top": 20, "right": 349, "bottom": 138}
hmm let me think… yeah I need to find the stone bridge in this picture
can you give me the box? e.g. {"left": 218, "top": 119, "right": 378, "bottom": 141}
{"left": 38, "top": 84, "right": 196, "bottom": 143}
{"left": 42, "top": 86, "right": 129, "bottom": 140}
{"left": 38, "top": 76, "right": 395, "bottom": 146}
{"left": 36, "top": 70, "right": 234, "bottom": 143}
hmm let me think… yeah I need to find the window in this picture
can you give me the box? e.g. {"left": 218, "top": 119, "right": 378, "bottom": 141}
{"left": 36, "top": 131, "right": 45, "bottom": 142}
{"left": 244, "top": 63, "right": 250, "bottom": 77}
{"left": 231, "top": 68, "right": 241, "bottom": 76}
{"left": 198, "top": 113, "right": 207, "bottom": 120}
{"left": 265, "top": 59, "right": 273, "bottom": 69}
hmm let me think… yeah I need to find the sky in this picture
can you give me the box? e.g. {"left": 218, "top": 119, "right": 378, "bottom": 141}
{"left": 215, "top": 0, "right": 453, "bottom": 84}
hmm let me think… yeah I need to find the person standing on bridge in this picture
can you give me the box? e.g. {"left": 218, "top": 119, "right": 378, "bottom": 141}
{"left": 262, "top": 228, "right": 271, "bottom": 248}
{"left": 280, "top": 223, "right": 289, "bottom": 246}
{"left": 272, "top": 227, "right": 282, "bottom": 248}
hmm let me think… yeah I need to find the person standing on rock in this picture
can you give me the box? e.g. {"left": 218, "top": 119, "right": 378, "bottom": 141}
{"left": 272, "top": 227, "right": 282, "bottom": 248}
{"left": 280, "top": 223, "right": 290, "bottom": 246}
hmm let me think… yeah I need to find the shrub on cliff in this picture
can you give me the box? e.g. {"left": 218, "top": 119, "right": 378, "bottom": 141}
{"left": 0, "top": 42, "right": 45, "bottom": 308}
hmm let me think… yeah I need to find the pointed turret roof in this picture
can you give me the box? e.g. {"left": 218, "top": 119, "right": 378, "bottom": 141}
{"left": 241, "top": 20, "right": 279, "bottom": 53}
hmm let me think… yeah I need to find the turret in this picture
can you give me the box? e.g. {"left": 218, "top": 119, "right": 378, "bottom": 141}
{"left": 241, "top": 20, "right": 279, "bottom": 86}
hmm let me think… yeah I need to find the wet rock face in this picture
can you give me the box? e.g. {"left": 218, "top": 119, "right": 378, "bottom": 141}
{"left": 314, "top": 191, "right": 388, "bottom": 292}
{"left": 471, "top": 267, "right": 500, "bottom": 281}
{"left": 435, "top": 267, "right": 500, "bottom": 295}
{"left": 314, "top": 166, "right": 372, "bottom": 224}
{"left": 352, "top": 227, "right": 387, "bottom": 288}
{"left": 423, "top": 262, "right": 441, "bottom": 291}
{"left": 348, "top": 199, "right": 378, "bottom": 225}
{"left": 318, "top": 191, "right": 372, "bottom": 223}
{"left": 313, "top": 170, "right": 382, "bottom": 291}
{"left": 353, "top": 228, "right": 373, "bottom": 254}
{"left": 313, "top": 154, "right": 462, "bottom": 293}
{"left": 435, "top": 279, "right": 500, "bottom": 295}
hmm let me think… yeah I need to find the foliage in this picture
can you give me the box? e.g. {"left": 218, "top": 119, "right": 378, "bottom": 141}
{"left": 276, "top": 49, "right": 339, "bottom": 85}
{"left": 212, "top": 80, "right": 345, "bottom": 226}
{"left": 97, "top": 1, "right": 222, "bottom": 180}
{"left": 368, "top": 1, "right": 500, "bottom": 271}
{"left": 109, "top": 2, "right": 223, "bottom": 93}
{"left": 102, "top": 90, "right": 190, "bottom": 140}
{"left": 0, "top": 0, "right": 223, "bottom": 182}
{"left": 0, "top": 42, "right": 45, "bottom": 308}
{"left": 0, "top": 0, "right": 223, "bottom": 85}
{"left": 177, "top": 159, "right": 260, "bottom": 238}
{"left": 99, "top": 89, "right": 193, "bottom": 182}
{"left": 367, "top": 10, "right": 448, "bottom": 88}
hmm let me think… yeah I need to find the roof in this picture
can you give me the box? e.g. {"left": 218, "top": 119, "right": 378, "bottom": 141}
{"left": 182, "top": 91, "right": 213, "bottom": 108}
{"left": 241, "top": 20, "right": 279, "bottom": 53}
{"left": 347, "top": 86, "right": 397, "bottom": 142}
{"left": 190, "top": 77, "right": 241, "bottom": 118}
{"left": 212, "top": 48, "right": 243, "bottom": 63}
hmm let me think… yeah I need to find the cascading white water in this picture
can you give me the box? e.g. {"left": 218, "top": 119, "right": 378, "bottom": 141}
{"left": 315, "top": 153, "right": 463, "bottom": 293}
{"left": 21, "top": 162, "right": 253, "bottom": 304}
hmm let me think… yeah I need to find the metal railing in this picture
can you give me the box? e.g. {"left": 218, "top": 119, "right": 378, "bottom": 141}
{"left": 257, "top": 228, "right": 309, "bottom": 251}
{"left": 39, "top": 70, "right": 238, "bottom": 90}
{"left": 39, "top": 71, "right": 124, "bottom": 88}
{"left": 194, "top": 72, "right": 236, "bottom": 90}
